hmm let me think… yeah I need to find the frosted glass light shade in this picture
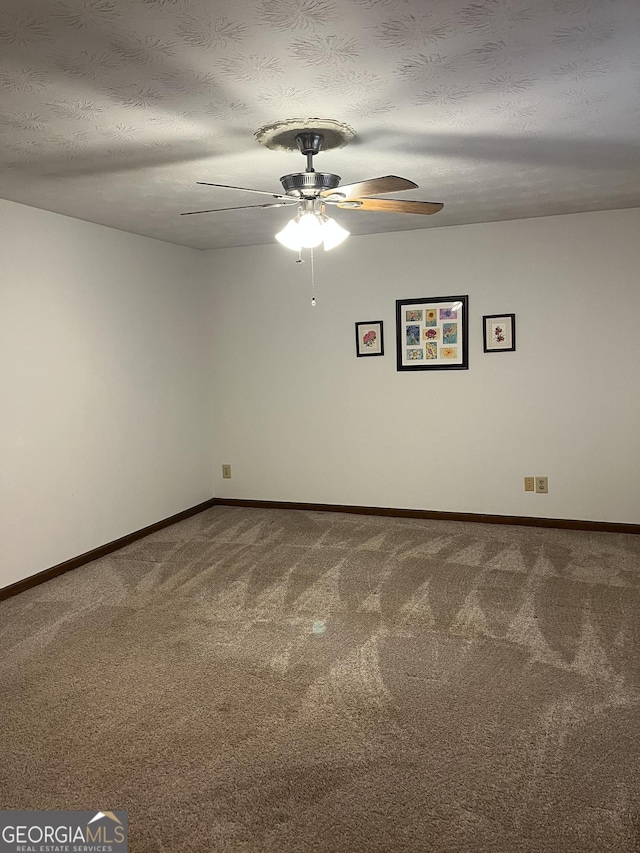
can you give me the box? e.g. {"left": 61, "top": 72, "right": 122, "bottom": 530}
{"left": 297, "top": 212, "right": 324, "bottom": 248}
{"left": 275, "top": 213, "right": 350, "bottom": 252}
{"left": 275, "top": 219, "right": 303, "bottom": 251}
{"left": 321, "top": 217, "right": 349, "bottom": 251}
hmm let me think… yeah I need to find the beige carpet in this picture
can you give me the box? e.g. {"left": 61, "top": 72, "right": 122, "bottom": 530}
{"left": 1, "top": 506, "right": 639, "bottom": 852}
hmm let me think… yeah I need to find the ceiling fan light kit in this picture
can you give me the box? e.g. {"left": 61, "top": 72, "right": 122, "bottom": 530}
{"left": 183, "top": 118, "right": 443, "bottom": 263}
{"left": 275, "top": 210, "right": 350, "bottom": 252}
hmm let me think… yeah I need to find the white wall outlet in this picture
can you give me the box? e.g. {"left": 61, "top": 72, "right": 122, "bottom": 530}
{"left": 222, "top": 464, "right": 231, "bottom": 479}
{"left": 524, "top": 477, "right": 535, "bottom": 492}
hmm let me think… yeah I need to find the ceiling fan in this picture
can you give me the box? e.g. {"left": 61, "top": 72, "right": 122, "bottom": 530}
{"left": 181, "top": 119, "right": 444, "bottom": 251}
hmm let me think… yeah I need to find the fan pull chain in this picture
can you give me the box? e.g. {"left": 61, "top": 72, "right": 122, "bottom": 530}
{"left": 310, "top": 247, "right": 316, "bottom": 306}
{"left": 291, "top": 248, "right": 316, "bottom": 306}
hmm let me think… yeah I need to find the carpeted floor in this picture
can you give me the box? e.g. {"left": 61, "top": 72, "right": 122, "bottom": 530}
{"left": 1, "top": 506, "right": 639, "bottom": 852}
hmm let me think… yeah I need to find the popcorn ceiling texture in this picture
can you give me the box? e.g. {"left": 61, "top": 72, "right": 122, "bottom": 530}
{"left": 1, "top": 506, "right": 639, "bottom": 851}
{"left": 0, "top": 0, "right": 639, "bottom": 248}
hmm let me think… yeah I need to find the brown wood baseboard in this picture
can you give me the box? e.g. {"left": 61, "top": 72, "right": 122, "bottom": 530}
{"left": 3, "top": 496, "right": 637, "bottom": 601}
{"left": 0, "top": 498, "right": 216, "bottom": 602}
{"left": 213, "top": 498, "right": 640, "bottom": 535}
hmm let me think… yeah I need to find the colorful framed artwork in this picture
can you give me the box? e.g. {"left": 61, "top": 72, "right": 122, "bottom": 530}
{"left": 483, "top": 313, "right": 516, "bottom": 352}
{"left": 355, "top": 321, "right": 384, "bottom": 357}
{"left": 396, "top": 296, "right": 468, "bottom": 370}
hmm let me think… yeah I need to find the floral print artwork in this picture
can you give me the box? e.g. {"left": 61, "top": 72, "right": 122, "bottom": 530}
{"left": 398, "top": 297, "right": 467, "bottom": 370}
{"left": 442, "top": 322, "right": 457, "bottom": 343}
{"left": 406, "top": 324, "right": 420, "bottom": 345}
{"left": 491, "top": 324, "right": 505, "bottom": 344}
{"left": 483, "top": 314, "right": 515, "bottom": 352}
{"left": 356, "top": 321, "right": 384, "bottom": 357}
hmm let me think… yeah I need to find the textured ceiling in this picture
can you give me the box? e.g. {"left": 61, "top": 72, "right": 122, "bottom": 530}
{"left": 1, "top": 0, "right": 639, "bottom": 249}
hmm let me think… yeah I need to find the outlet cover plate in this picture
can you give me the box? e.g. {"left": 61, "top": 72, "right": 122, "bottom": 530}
{"left": 222, "top": 464, "right": 231, "bottom": 479}
{"left": 524, "top": 477, "right": 535, "bottom": 492}
{"left": 535, "top": 476, "right": 548, "bottom": 493}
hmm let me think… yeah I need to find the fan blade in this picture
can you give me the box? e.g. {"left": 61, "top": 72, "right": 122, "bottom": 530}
{"left": 181, "top": 202, "right": 296, "bottom": 216}
{"left": 321, "top": 175, "right": 417, "bottom": 200}
{"left": 196, "top": 181, "right": 290, "bottom": 200}
{"left": 337, "top": 198, "right": 443, "bottom": 215}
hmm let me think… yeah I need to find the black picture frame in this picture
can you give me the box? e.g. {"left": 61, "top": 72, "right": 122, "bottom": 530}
{"left": 355, "top": 321, "right": 384, "bottom": 357}
{"left": 483, "top": 313, "right": 516, "bottom": 352}
{"left": 396, "top": 295, "right": 469, "bottom": 370}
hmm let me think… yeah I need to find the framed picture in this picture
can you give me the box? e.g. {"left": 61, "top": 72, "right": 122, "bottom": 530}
{"left": 396, "top": 296, "right": 468, "bottom": 370}
{"left": 355, "top": 321, "right": 384, "bottom": 357}
{"left": 483, "top": 314, "right": 516, "bottom": 352}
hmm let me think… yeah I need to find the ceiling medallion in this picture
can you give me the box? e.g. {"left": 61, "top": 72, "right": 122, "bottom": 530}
{"left": 255, "top": 118, "right": 356, "bottom": 153}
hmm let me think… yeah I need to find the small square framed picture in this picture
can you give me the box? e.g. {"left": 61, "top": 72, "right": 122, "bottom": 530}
{"left": 483, "top": 314, "right": 516, "bottom": 352}
{"left": 355, "top": 321, "right": 384, "bottom": 357}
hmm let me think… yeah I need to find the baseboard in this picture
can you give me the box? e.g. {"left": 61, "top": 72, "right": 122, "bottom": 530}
{"left": 3, "top": 495, "right": 637, "bottom": 601}
{"left": 0, "top": 498, "right": 216, "bottom": 602}
{"left": 213, "top": 498, "right": 640, "bottom": 535}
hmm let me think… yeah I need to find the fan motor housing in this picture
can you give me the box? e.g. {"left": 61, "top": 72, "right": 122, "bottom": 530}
{"left": 280, "top": 171, "right": 341, "bottom": 197}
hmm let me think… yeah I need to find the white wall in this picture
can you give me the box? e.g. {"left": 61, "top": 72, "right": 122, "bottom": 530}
{"left": 0, "top": 200, "right": 212, "bottom": 588}
{"left": 205, "top": 208, "right": 640, "bottom": 524}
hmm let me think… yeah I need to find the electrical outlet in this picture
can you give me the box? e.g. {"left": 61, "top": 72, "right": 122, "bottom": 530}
{"left": 222, "top": 464, "right": 231, "bottom": 479}
{"left": 524, "top": 477, "right": 535, "bottom": 492}
{"left": 535, "top": 476, "right": 548, "bottom": 493}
